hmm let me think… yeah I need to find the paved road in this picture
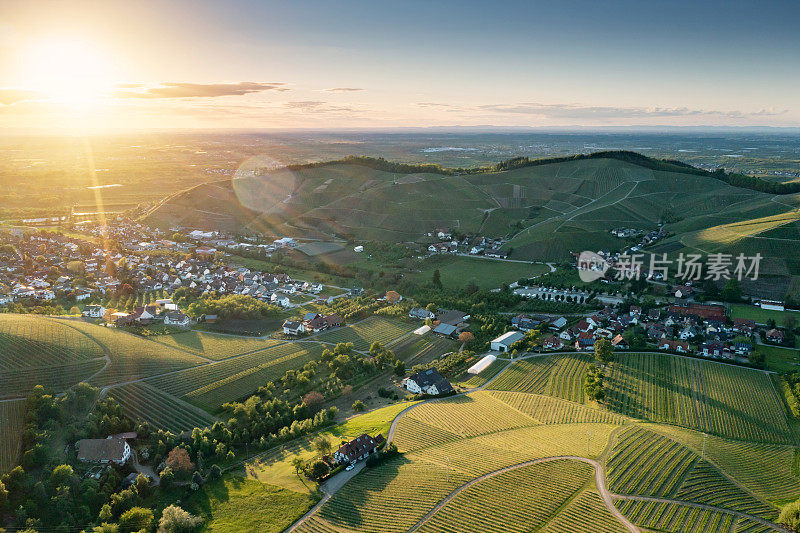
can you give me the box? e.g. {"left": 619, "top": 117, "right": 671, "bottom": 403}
{"left": 406, "top": 456, "right": 638, "bottom": 533}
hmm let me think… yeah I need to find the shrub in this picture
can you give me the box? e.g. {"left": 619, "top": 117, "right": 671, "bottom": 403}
{"left": 157, "top": 504, "right": 204, "bottom": 533}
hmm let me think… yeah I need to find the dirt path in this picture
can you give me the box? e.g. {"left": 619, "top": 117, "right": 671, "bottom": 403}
{"left": 406, "top": 456, "right": 637, "bottom": 532}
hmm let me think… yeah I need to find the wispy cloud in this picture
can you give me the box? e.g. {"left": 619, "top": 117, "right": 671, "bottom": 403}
{"left": 478, "top": 102, "right": 787, "bottom": 119}
{"left": 416, "top": 102, "right": 457, "bottom": 108}
{"left": 324, "top": 87, "right": 363, "bottom": 92}
{"left": 285, "top": 100, "right": 325, "bottom": 109}
{"left": 0, "top": 89, "right": 43, "bottom": 105}
{"left": 114, "top": 82, "right": 288, "bottom": 99}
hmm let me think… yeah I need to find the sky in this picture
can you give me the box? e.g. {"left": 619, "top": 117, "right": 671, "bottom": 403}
{"left": 1, "top": 0, "right": 799, "bottom": 130}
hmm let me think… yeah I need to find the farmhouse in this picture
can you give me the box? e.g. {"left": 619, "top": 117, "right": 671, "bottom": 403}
{"left": 766, "top": 328, "right": 785, "bottom": 343}
{"left": 490, "top": 331, "right": 525, "bottom": 353}
{"left": 334, "top": 433, "right": 385, "bottom": 464}
{"left": 433, "top": 323, "right": 458, "bottom": 338}
{"left": 659, "top": 339, "right": 689, "bottom": 353}
{"left": 76, "top": 436, "right": 131, "bottom": 465}
{"left": 405, "top": 368, "right": 454, "bottom": 396}
{"left": 542, "top": 336, "right": 564, "bottom": 350}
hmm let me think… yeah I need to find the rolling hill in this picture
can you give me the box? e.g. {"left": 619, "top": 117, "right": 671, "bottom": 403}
{"left": 143, "top": 152, "right": 800, "bottom": 265}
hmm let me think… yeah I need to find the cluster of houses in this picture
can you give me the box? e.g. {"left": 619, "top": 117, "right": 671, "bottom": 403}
{"left": 497, "top": 302, "right": 765, "bottom": 361}
{"left": 0, "top": 222, "right": 327, "bottom": 313}
{"left": 609, "top": 225, "right": 666, "bottom": 251}
{"left": 282, "top": 312, "right": 344, "bottom": 336}
{"left": 426, "top": 229, "right": 508, "bottom": 258}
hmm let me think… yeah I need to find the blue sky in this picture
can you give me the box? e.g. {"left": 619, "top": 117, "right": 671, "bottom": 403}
{"left": 1, "top": 0, "right": 799, "bottom": 129}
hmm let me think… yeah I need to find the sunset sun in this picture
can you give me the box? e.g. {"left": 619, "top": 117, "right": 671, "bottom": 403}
{"left": 20, "top": 38, "right": 114, "bottom": 105}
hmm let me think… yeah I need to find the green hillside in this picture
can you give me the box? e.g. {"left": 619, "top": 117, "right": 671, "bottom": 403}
{"left": 143, "top": 152, "right": 800, "bottom": 263}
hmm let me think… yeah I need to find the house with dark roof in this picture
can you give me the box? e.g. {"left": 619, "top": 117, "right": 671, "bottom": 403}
{"left": 433, "top": 323, "right": 458, "bottom": 338}
{"left": 282, "top": 320, "right": 305, "bottom": 336}
{"left": 409, "top": 307, "right": 435, "bottom": 320}
{"left": 76, "top": 436, "right": 131, "bottom": 465}
{"left": 766, "top": 329, "right": 786, "bottom": 343}
{"left": 405, "top": 368, "right": 454, "bottom": 396}
{"left": 333, "top": 433, "right": 385, "bottom": 465}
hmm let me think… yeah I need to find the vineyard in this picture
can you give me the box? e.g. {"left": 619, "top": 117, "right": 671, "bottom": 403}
{"left": 651, "top": 425, "right": 800, "bottom": 503}
{"left": 540, "top": 491, "right": 627, "bottom": 533}
{"left": 0, "top": 315, "right": 105, "bottom": 369}
{"left": 147, "top": 342, "right": 324, "bottom": 410}
{"left": 607, "top": 426, "right": 777, "bottom": 519}
{"left": 616, "top": 500, "right": 739, "bottom": 533}
{"left": 0, "top": 400, "right": 25, "bottom": 472}
{"left": 297, "top": 458, "right": 472, "bottom": 533}
{"left": 106, "top": 382, "right": 217, "bottom": 432}
{"left": 417, "top": 460, "right": 594, "bottom": 533}
{"left": 314, "top": 317, "right": 412, "bottom": 351}
{"left": 605, "top": 353, "right": 794, "bottom": 444}
{"left": 487, "top": 390, "right": 629, "bottom": 425}
{"left": 0, "top": 359, "right": 106, "bottom": 399}
{"left": 151, "top": 331, "right": 283, "bottom": 360}
{"left": 487, "top": 354, "right": 588, "bottom": 402}
{"left": 54, "top": 319, "right": 208, "bottom": 386}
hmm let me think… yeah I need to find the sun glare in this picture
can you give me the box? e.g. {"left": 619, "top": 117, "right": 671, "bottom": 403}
{"left": 20, "top": 38, "right": 114, "bottom": 106}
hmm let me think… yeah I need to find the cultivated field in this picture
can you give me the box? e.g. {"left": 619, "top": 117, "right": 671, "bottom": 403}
{"left": 488, "top": 353, "right": 590, "bottom": 402}
{"left": 0, "top": 359, "right": 106, "bottom": 399}
{"left": 0, "top": 400, "right": 26, "bottom": 472}
{"left": 106, "top": 382, "right": 217, "bottom": 433}
{"left": 616, "top": 500, "right": 739, "bottom": 533}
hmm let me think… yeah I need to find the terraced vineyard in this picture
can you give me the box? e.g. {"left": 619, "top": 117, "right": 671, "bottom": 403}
{"left": 674, "top": 462, "right": 776, "bottom": 519}
{"left": 147, "top": 342, "right": 324, "bottom": 410}
{"left": 0, "top": 400, "right": 26, "bottom": 472}
{"left": 0, "top": 359, "right": 106, "bottom": 399}
{"left": 151, "top": 331, "right": 283, "bottom": 360}
{"left": 616, "top": 500, "right": 739, "bottom": 533}
{"left": 107, "top": 382, "right": 217, "bottom": 432}
{"left": 314, "top": 317, "right": 412, "bottom": 351}
{"left": 487, "top": 390, "right": 629, "bottom": 425}
{"left": 0, "top": 315, "right": 105, "bottom": 369}
{"left": 417, "top": 460, "right": 595, "bottom": 533}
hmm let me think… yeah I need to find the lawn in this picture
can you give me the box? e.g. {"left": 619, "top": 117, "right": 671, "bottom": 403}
{"left": 408, "top": 255, "right": 549, "bottom": 290}
{"left": 182, "top": 473, "right": 318, "bottom": 533}
{"left": 730, "top": 303, "right": 800, "bottom": 325}
{"left": 247, "top": 401, "right": 418, "bottom": 494}
{"left": 753, "top": 343, "right": 800, "bottom": 372}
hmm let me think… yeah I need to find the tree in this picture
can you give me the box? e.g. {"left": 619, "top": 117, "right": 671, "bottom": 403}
{"left": 69, "top": 306, "right": 80, "bottom": 315}
{"left": 118, "top": 507, "right": 154, "bottom": 533}
{"left": 385, "top": 291, "right": 402, "bottom": 304}
{"left": 594, "top": 338, "right": 614, "bottom": 364}
{"left": 720, "top": 279, "right": 742, "bottom": 302}
{"left": 165, "top": 447, "right": 195, "bottom": 477}
{"left": 290, "top": 457, "right": 305, "bottom": 478}
{"left": 158, "top": 505, "right": 204, "bottom": 533}
{"left": 159, "top": 466, "right": 175, "bottom": 487}
{"left": 306, "top": 459, "right": 330, "bottom": 481}
{"left": 314, "top": 436, "right": 332, "bottom": 456}
{"left": 432, "top": 269, "right": 442, "bottom": 289}
{"left": 191, "top": 471, "right": 204, "bottom": 487}
{"left": 134, "top": 473, "right": 151, "bottom": 497}
{"left": 208, "top": 464, "right": 222, "bottom": 480}
{"left": 458, "top": 331, "right": 475, "bottom": 344}
{"left": 394, "top": 360, "right": 406, "bottom": 376}
{"left": 352, "top": 400, "right": 366, "bottom": 413}
{"left": 302, "top": 391, "right": 325, "bottom": 412}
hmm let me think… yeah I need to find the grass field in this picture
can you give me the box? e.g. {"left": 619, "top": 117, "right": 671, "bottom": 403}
{"left": 754, "top": 344, "right": 800, "bottom": 373}
{"left": 248, "top": 401, "right": 417, "bottom": 494}
{"left": 0, "top": 314, "right": 105, "bottom": 370}
{"left": 314, "top": 317, "right": 412, "bottom": 351}
{"left": 730, "top": 303, "right": 800, "bottom": 325}
{"left": 182, "top": 473, "right": 318, "bottom": 533}
{"left": 151, "top": 331, "right": 283, "bottom": 360}
{"left": 407, "top": 256, "right": 549, "bottom": 290}
{"left": 0, "top": 400, "right": 25, "bottom": 472}
{"left": 107, "top": 382, "right": 217, "bottom": 433}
